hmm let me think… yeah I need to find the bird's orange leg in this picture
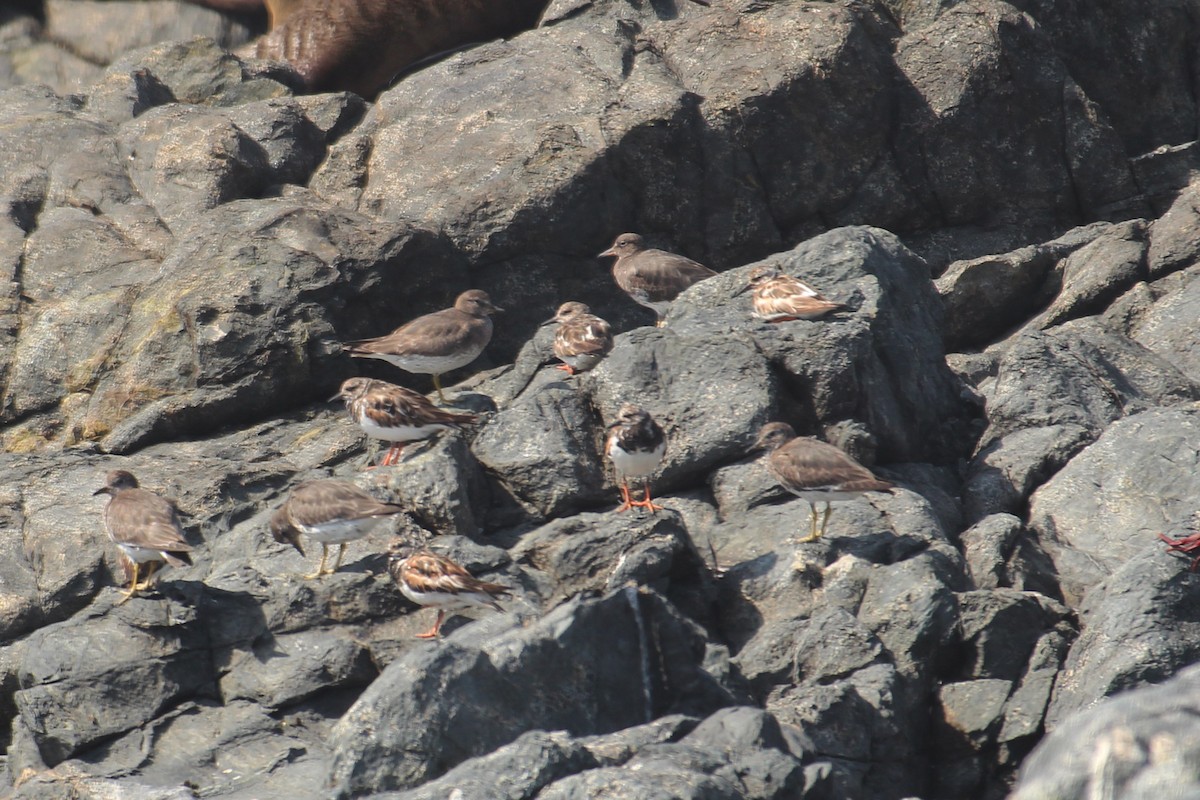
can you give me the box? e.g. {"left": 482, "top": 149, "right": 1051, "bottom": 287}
{"left": 555, "top": 364, "right": 576, "bottom": 375}
{"left": 616, "top": 480, "right": 635, "bottom": 512}
{"left": 415, "top": 609, "right": 446, "bottom": 639}
{"left": 381, "top": 443, "right": 405, "bottom": 466}
{"left": 631, "top": 479, "right": 664, "bottom": 512}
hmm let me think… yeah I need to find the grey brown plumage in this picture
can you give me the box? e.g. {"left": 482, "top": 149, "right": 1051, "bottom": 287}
{"left": 249, "top": 0, "right": 547, "bottom": 97}
{"left": 549, "top": 302, "right": 613, "bottom": 375}
{"left": 270, "top": 479, "right": 406, "bottom": 577}
{"left": 93, "top": 470, "right": 193, "bottom": 601}
{"left": 343, "top": 289, "right": 501, "bottom": 402}
{"left": 336, "top": 377, "right": 477, "bottom": 466}
{"left": 745, "top": 266, "right": 848, "bottom": 321}
{"left": 605, "top": 403, "right": 667, "bottom": 512}
{"left": 752, "top": 422, "right": 893, "bottom": 543}
{"left": 599, "top": 233, "right": 716, "bottom": 325}
{"left": 387, "top": 543, "right": 511, "bottom": 638}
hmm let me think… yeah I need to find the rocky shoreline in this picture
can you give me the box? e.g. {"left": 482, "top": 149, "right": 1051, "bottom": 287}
{"left": 3, "top": 1, "right": 1200, "bottom": 798}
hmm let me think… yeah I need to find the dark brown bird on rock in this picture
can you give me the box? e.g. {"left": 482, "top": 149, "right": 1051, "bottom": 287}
{"left": 93, "top": 470, "right": 193, "bottom": 602}
{"left": 599, "top": 233, "right": 716, "bottom": 326}
{"left": 751, "top": 422, "right": 893, "bottom": 543}
{"left": 343, "top": 289, "right": 502, "bottom": 403}
{"left": 270, "top": 479, "right": 407, "bottom": 578}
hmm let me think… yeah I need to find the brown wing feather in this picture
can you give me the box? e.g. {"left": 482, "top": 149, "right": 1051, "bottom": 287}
{"left": 770, "top": 438, "right": 892, "bottom": 492}
{"left": 345, "top": 309, "right": 486, "bottom": 358}
{"left": 360, "top": 384, "right": 477, "bottom": 427}
{"left": 619, "top": 251, "right": 716, "bottom": 303}
{"left": 555, "top": 316, "right": 613, "bottom": 357}
{"left": 286, "top": 480, "right": 405, "bottom": 527}
{"left": 107, "top": 490, "right": 192, "bottom": 552}
{"left": 404, "top": 551, "right": 511, "bottom": 597}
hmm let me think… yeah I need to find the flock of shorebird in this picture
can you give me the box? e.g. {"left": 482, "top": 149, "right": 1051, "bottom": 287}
{"left": 93, "top": 233, "right": 892, "bottom": 638}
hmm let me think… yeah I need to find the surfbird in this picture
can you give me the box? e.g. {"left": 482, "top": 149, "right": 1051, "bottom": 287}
{"left": 598, "top": 233, "right": 716, "bottom": 326}
{"left": 336, "top": 377, "right": 477, "bottom": 466}
{"left": 752, "top": 422, "right": 893, "bottom": 543}
{"left": 605, "top": 403, "right": 667, "bottom": 512}
{"left": 93, "top": 470, "right": 193, "bottom": 602}
{"left": 343, "top": 289, "right": 502, "bottom": 402}
{"left": 270, "top": 479, "right": 406, "bottom": 578}
{"left": 387, "top": 543, "right": 511, "bottom": 638}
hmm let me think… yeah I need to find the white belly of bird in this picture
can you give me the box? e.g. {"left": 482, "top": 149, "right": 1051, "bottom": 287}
{"left": 116, "top": 543, "right": 171, "bottom": 564}
{"left": 366, "top": 350, "right": 482, "bottom": 376}
{"left": 401, "top": 583, "right": 486, "bottom": 611}
{"left": 358, "top": 415, "right": 449, "bottom": 443}
{"left": 608, "top": 441, "right": 666, "bottom": 478}
{"left": 296, "top": 517, "right": 382, "bottom": 545}
{"left": 787, "top": 487, "right": 865, "bottom": 505}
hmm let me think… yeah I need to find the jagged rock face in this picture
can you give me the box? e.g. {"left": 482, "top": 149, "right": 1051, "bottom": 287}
{"left": 2, "top": 1, "right": 1200, "bottom": 799}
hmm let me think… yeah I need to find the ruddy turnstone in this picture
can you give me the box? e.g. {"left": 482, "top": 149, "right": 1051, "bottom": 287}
{"left": 547, "top": 301, "right": 614, "bottom": 375}
{"left": 387, "top": 543, "right": 511, "bottom": 638}
{"left": 598, "top": 233, "right": 716, "bottom": 326}
{"left": 605, "top": 403, "right": 667, "bottom": 512}
{"left": 270, "top": 479, "right": 406, "bottom": 578}
{"left": 742, "top": 265, "right": 848, "bottom": 321}
{"left": 336, "top": 377, "right": 477, "bottom": 466}
{"left": 752, "top": 422, "right": 893, "bottom": 543}
{"left": 93, "top": 470, "right": 193, "bottom": 602}
{"left": 343, "top": 289, "right": 502, "bottom": 402}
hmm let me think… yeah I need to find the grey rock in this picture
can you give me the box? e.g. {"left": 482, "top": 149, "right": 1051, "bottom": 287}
{"left": 964, "top": 318, "right": 1200, "bottom": 523}
{"left": 1146, "top": 179, "right": 1200, "bottom": 279}
{"left": 960, "top": 513, "right": 1023, "bottom": 589}
{"left": 1028, "top": 406, "right": 1200, "bottom": 605}
{"left": 1028, "top": 220, "right": 1148, "bottom": 330}
{"left": 13, "top": 595, "right": 215, "bottom": 768}
{"left": 955, "top": 589, "right": 1075, "bottom": 684}
{"left": 44, "top": 2, "right": 255, "bottom": 67}
{"left": 935, "top": 678, "right": 1012, "bottom": 754}
{"left": 471, "top": 380, "right": 607, "bottom": 519}
{"left": 1046, "top": 548, "right": 1200, "bottom": 729}
{"left": 378, "top": 730, "right": 599, "bottom": 800}
{"left": 1131, "top": 264, "right": 1200, "bottom": 383}
{"left": 937, "top": 221, "right": 1112, "bottom": 351}
{"left": 1013, "top": 664, "right": 1200, "bottom": 800}
{"left": 327, "top": 588, "right": 733, "bottom": 796}
{"left": 508, "top": 509, "right": 710, "bottom": 614}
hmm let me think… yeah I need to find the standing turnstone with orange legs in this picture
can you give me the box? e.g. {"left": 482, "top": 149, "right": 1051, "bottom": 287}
{"left": 605, "top": 403, "right": 667, "bottom": 512}
{"left": 547, "top": 301, "right": 614, "bottom": 376}
{"left": 387, "top": 543, "right": 511, "bottom": 638}
{"left": 336, "top": 377, "right": 477, "bottom": 466}
{"left": 742, "top": 266, "right": 848, "bottom": 322}
{"left": 343, "top": 289, "right": 502, "bottom": 402}
{"left": 270, "top": 479, "right": 406, "bottom": 578}
{"left": 751, "top": 422, "right": 893, "bottom": 543}
{"left": 93, "top": 470, "right": 193, "bottom": 602}
{"left": 599, "top": 233, "right": 716, "bottom": 326}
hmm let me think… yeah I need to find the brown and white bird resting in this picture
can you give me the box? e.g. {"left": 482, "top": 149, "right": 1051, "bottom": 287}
{"left": 270, "top": 479, "right": 406, "bottom": 578}
{"left": 598, "top": 233, "right": 716, "bottom": 326}
{"left": 605, "top": 403, "right": 667, "bottom": 512}
{"left": 93, "top": 470, "right": 193, "bottom": 602}
{"left": 547, "top": 301, "right": 614, "bottom": 375}
{"left": 387, "top": 543, "right": 511, "bottom": 639}
{"left": 743, "top": 266, "right": 848, "bottom": 321}
{"left": 336, "top": 377, "right": 477, "bottom": 467}
{"left": 752, "top": 422, "right": 893, "bottom": 543}
{"left": 342, "top": 289, "right": 502, "bottom": 402}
